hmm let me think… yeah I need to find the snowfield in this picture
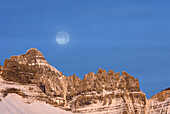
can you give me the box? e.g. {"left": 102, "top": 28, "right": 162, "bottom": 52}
{"left": 0, "top": 94, "right": 72, "bottom": 114}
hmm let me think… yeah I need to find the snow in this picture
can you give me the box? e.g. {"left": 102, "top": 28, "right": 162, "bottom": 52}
{"left": 0, "top": 94, "right": 72, "bottom": 114}
{"left": 0, "top": 77, "right": 71, "bottom": 114}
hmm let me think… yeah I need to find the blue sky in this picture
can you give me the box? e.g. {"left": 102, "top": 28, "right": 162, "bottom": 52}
{"left": 0, "top": 0, "right": 170, "bottom": 98}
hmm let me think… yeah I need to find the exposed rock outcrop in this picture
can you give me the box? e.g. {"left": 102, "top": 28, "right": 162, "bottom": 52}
{"left": 66, "top": 70, "right": 146, "bottom": 114}
{"left": 1, "top": 48, "right": 66, "bottom": 104}
{"left": 146, "top": 88, "right": 170, "bottom": 114}
{"left": 0, "top": 48, "right": 169, "bottom": 114}
{"left": 0, "top": 65, "right": 3, "bottom": 75}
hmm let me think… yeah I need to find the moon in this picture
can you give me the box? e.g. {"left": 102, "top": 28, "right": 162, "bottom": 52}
{"left": 56, "top": 31, "right": 70, "bottom": 45}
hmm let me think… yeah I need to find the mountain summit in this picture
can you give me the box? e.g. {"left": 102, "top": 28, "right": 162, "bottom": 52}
{"left": 9, "top": 48, "right": 48, "bottom": 65}
{"left": 0, "top": 48, "right": 169, "bottom": 114}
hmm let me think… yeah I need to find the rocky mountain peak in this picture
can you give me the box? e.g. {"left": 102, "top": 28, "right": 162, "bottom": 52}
{"left": 83, "top": 72, "right": 95, "bottom": 80}
{"left": 108, "top": 69, "right": 115, "bottom": 76}
{"left": 26, "top": 48, "right": 45, "bottom": 60}
{"left": 146, "top": 87, "right": 170, "bottom": 113}
{"left": 121, "top": 71, "right": 129, "bottom": 76}
{"left": 25, "top": 48, "right": 43, "bottom": 56}
{"left": 0, "top": 48, "right": 169, "bottom": 114}
{"left": 150, "top": 87, "right": 170, "bottom": 102}
{"left": 2, "top": 48, "right": 61, "bottom": 84}
{"left": 163, "top": 87, "right": 170, "bottom": 91}
{"left": 8, "top": 48, "right": 48, "bottom": 66}
{"left": 96, "top": 68, "right": 107, "bottom": 76}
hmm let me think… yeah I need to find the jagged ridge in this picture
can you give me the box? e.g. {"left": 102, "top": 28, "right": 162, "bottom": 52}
{"left": 0, "top": 48, "right": 169, "bottom": 114}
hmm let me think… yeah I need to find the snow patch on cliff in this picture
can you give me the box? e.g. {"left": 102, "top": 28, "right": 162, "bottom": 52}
{"left": 0, "top": 94, "right": 72, "bottom": 114}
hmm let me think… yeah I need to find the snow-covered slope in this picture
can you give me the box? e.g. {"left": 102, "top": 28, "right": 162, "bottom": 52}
{"left": 0, "top": 94, "right": 72, "bottom": 114}
{"left": 0, "top": 76, "right": 72, "bottom": 114}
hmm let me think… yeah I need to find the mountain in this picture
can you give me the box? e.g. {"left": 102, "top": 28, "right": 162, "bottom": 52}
{"left": 146, "top": 88, "right": 170, "bottom": 114}
{"left": 0, "top": 94, "right": 72, "bottom": 114}
{"left": 0, "top": 48, "right": 169, "bottom": 114}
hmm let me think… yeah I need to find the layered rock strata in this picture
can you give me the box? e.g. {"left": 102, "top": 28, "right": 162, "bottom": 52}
{"left": 146, "top": 88, "right": 170, "bottom": 114}
{"left": 0, "top": 48, "right": 169, "bottom": 114}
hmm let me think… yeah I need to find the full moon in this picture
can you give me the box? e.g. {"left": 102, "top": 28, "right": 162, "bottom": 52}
{"left": 56, "top": 31, "right": 70, "bottom": 45}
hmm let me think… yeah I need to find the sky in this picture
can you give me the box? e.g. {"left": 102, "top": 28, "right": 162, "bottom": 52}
{"left": 0, "top": 0, "right": 170, "bottom": 98}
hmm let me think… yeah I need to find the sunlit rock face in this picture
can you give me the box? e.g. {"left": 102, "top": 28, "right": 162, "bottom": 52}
{"left": 1, "top": 48, "right": 65, "bottom": 99}
{"left": 146, "top": 88, "right": 170, "bottom": 114}
{"left": 0, "top": 48, "right": 169, "bottom": 114}
{"left": 66, "top": 69, "right": 146, "bottom": 114}
{"left": 0, "top": 65, "right": 3, "bottom": 76}
{"left": 10, "top": 48, "right": 48, "bottom": 65}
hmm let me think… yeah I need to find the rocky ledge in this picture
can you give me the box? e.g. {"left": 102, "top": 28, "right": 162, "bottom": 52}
{"left": 0, "top": 48, "right": 169, "bottom": 114}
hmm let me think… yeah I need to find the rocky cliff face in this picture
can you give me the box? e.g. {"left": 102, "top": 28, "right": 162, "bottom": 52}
{"left": 0, "top": 48, "right": 169, "bottom": 114}
{"left": 1, "top": 48, "right": 67, "bottom": 105}
{"left": 146, "top": 88, "right": 170, "bottom": 114}
{"left": 66, "top": 69, "right": 146, "bottom": 114}
{"left": 0, "top": 65, "right": 3, "bottom": 75}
